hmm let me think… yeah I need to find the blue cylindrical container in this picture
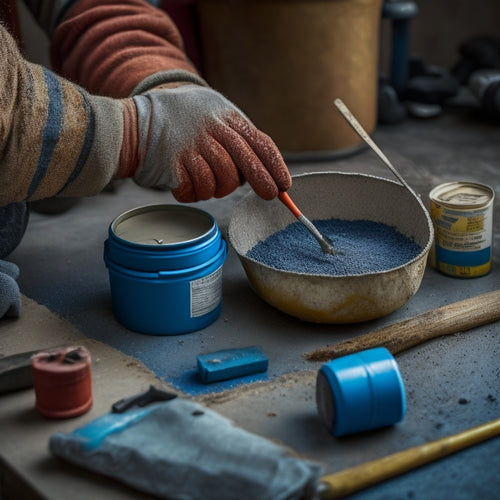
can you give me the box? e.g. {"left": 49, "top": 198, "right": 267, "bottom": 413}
{"left": 316, "top": 347, "right": 406, "bottom": 437}
{"left": 104, "top": 204, "right": 227, "bottom": 335}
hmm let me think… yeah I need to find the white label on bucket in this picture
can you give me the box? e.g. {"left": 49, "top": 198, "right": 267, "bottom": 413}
{"left": 190, "top": 266, "right": 223, "bottom": 318}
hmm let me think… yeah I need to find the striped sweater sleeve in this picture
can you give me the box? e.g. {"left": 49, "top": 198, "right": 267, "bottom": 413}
{"left": 23, "top": 0, "right": 201, "bottom": 98}
{"left": 0, "top": 25, "right": 134, "bottom": 205}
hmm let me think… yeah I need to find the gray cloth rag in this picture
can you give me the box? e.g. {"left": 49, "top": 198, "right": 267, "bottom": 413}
{"left": 0, "top": 202, "right": 29, "bottom": 258}
{"left": 0, "top": 202, "right": 27, "bottom": 319}
{"left": 0, "top": 260, "right": 21, "bottom": 318}
{"left": 49, "top": 398, "right": 323, "bottom": 500}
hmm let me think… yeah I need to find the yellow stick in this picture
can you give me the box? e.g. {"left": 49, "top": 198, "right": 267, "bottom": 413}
{"left": 320, "top": 417, "right": 500, "bottom": 499}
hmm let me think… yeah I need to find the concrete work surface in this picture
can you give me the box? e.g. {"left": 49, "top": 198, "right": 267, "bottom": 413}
{"left": 1, "top": 95, "right": 500, "bottom": 499}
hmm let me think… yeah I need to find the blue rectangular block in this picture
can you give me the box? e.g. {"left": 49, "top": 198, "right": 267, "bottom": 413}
{"left": 197, "top": 346, "right": 268, "bottom": 384}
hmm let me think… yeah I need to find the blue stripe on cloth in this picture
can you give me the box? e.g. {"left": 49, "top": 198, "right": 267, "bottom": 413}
{"left": 57, "top": 92, "right": 95, "bottom": 194}
{"left": 28, "top": 68, "right": 63, "bottom": 198}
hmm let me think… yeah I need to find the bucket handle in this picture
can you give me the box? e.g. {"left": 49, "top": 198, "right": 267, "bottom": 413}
{"left": 334, "top": 98, "right": 418, "bottom": 200}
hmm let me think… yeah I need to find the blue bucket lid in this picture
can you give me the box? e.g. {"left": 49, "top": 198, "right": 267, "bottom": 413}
{"left": 105, "top": 205, "right": 223, "bottom": 271}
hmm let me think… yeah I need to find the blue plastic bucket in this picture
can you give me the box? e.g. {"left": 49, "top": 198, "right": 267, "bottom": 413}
{"left": 104, "top": 204, "right": 227, "bottom": 335}
{"left": 316, "top": 347, "right": 406, "bottom": 436}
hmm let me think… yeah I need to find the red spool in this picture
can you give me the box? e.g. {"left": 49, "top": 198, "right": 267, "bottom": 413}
{"left": 31, "top": 346, "right": 93, "bottom": 419}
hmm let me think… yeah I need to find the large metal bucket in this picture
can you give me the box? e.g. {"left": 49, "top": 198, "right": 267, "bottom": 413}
{"left": 228, "top": 172, "right": 433, "bottom": 323}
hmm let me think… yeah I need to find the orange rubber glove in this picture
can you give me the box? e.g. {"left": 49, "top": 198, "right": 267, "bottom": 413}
{"left": 132, "top": 81, "right": 292, "bottom": 202}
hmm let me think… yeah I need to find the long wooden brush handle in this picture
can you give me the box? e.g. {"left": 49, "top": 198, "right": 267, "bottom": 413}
{"left": 306, "top": 289, "right": 500, "bottom": 362}
{"left": 319, "top": 417, "right": 500, "bottom": 499}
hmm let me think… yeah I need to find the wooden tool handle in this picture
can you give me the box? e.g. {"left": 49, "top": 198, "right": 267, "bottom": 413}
{"left": 319, "top": 417, "right": 500, "bottom": 499}
{"left": 306, "top": 290, "right": 500, "bottom": 362}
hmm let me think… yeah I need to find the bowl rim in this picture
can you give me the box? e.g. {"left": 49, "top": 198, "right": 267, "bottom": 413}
{"left": 229, "top": 171, "right": 434, "bottom": 279}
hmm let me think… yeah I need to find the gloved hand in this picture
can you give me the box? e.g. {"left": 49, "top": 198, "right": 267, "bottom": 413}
{"left": 132, "top": 84, "right": 292, "bottom": 202}
{"left": 0, "top": 260, "right": 21, "bottom": 319}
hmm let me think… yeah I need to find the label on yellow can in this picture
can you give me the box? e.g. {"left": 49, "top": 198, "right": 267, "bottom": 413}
{"left": 429, "top": 182, "right": 495, "bottom": 278}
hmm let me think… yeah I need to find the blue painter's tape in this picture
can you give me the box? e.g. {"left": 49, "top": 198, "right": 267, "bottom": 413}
{"left": 197, "top": 346, "right": 269, "bottom": 384}
{"left": 71, "top": 406, "right": 153, "bottom": 451}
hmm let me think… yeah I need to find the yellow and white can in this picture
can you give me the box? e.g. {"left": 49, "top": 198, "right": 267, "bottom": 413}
{"left": 429, "top": 182, "right": 495, "bottom": 278}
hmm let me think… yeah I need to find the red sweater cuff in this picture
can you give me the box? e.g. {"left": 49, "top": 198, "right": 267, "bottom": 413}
{"left": 117, "top": 99, "right": 140, "bottom": 179}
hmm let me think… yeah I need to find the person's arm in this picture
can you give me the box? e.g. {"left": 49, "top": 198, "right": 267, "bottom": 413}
{"left": 0, "top": 21, "right": 290, "bottom": 206}
{"left": 23, "top": 0, "right": 202, "bottom": 97}
{"left": 0, "top": 25, "right": 132, "bottom": 205}
{"left": 47, "top": 0, "right": 292, "bottom": 202}
{"left": 7, "top": 0, "right": 291, "bottom": 205}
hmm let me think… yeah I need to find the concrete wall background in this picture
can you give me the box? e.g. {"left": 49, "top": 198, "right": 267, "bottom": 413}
{"left": 410, "top": 0, "right": 500, "bottom": 68}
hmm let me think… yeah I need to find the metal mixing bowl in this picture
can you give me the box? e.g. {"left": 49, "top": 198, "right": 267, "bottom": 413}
{"left": 228, "top": 172, "right": 434, "bottom": 323}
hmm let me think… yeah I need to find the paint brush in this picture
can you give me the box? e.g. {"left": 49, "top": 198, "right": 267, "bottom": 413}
{"left": 278, "top": 191, "right": 338, "bottom": 255}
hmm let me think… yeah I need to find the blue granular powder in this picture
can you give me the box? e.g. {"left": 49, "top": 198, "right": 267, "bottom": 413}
{"left": 246, "top": 219, "right": 422, "bottom": 276}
